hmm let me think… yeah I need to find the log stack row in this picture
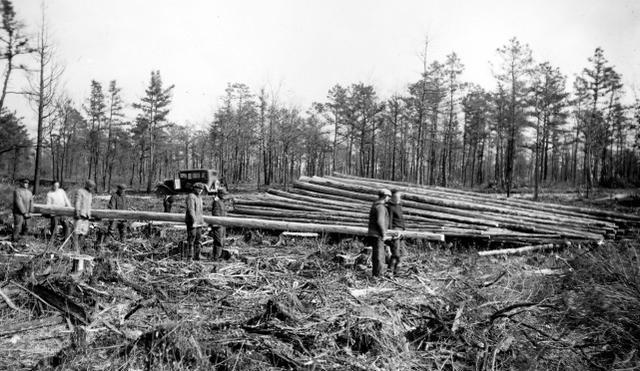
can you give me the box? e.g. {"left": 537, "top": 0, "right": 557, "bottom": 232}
{"left": 228, "top": 173, "right": 640, "bottom": 246}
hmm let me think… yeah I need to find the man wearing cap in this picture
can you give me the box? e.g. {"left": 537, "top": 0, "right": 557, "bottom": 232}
{"left": 12, "top": 178, "right": 33, "bottom": 242}
{"left": 73, "top": 180, "right": 95, "bottom": 252}
{"left": 107, "top": 184, "right": 129, "bottom": 241}
{"left": 185, "top": 182, "right": 205, "bottom": 260}
{"left": 386, "top": 189, "right": 406, "bottom": 275}
{"left": 210, "top": 188, "right": 227, "bottom": 260}
{"left": 46, "top": 180, "right": 72, "bottom": 242}
{"left": 367, "top": 188, "right": 391, "bottom": 277}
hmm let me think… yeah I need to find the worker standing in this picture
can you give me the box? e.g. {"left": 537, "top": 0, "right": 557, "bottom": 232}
{"left": 210, "top": 189, "right": 227, "bottom": 260}
{"left": 73, "top": 180, "right": 95, "bottom": 252}
{"left": 386, "top": 189, "right": 406, "bottom": 275}
{"left": 46, "top": 180, "right": 72, "bottom": 242}
{"left": 12, "top": 178, "right": 33, "bottom": 242}
{"left": 367, "top": 189, "right": 391, "bottom": 277}
{"left": 107, "top": 184, "right": 129, "bottom": 241}
{"left": 163, "top": 195, "right": 175, "bottom": 212}
{"left": 185, "top": 183, "right": 205, "bottom": 260}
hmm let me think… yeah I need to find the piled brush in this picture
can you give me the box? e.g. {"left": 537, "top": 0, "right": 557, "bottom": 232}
{"left": 227, "top": 173, "right": 640, "bottom": 247}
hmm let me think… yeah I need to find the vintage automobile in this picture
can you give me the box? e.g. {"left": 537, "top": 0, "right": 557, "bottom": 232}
{"left": 155, "top": 169, "right": 220, "bottom": 196}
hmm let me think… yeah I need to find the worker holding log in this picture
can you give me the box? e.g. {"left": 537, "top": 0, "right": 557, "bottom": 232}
{"left": 73, "top": 180, "right": 95, "bottom": 252}
{"left": 386, "top": 189, "right": 406, "bottom": 275}
{"left": 367, "top": 188, "right": 391, "bottom": 277}
{"left": 185, "top": 182, "right": 205, "bottom": 260}
{"left": 210, "top": 189, "right": 227, "bottom": 260}
{"left": 12, "top": 178, "right": 33, "bottom": 242}
{"left": 46, "top": 180, "right": 72, "bottom": 242}
{"left": 107, "top": 184, "right": 129, "bottom": 241}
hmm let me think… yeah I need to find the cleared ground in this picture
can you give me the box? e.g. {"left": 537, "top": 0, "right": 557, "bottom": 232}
{"left": 0, "top": 191, "right": 639, "bottom": 370}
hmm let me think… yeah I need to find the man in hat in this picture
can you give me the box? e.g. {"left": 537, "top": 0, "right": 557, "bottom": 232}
{"left": 210, "top": 188, "right": 227, "bottom": 260}
{"left": 185, "top": 182, "right": 205, "bottom": 260}
{"left": 107, "top": 184, "right": 129, "bottom": 241}
{"left": 46, "top": 180, "right": 72, "bottom": 242}
{"left": 386, "top": 189, "right": 406, "bottom": 275}
{"left": 73, "top": 180, "right": 95, "bottom": 252}
{"left": 367, "top": 188, "right": 391, "bottom": 277}
{"left": 12, "top": 178, "right": 33, "bottom": 242}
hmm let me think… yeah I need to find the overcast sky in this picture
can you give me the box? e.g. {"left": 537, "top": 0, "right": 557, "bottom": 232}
{"left": 7, "top": 0, "right": 640, "bottom": 133}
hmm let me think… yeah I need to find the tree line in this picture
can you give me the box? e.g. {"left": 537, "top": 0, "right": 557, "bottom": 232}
{"left": 0, "top": 0, "right": 638, "bottom": 197}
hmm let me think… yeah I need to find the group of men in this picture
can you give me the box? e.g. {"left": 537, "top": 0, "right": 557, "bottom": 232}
{"left": 11, "top": 179, "right": 227, "bottom": 260}
{"left": 367, "top": 188, "right": 405, "bottom": 277}
{"left": 12, "top": 178, "right": 96, "bottom": 251}
{"left": 13, "top": 178, "right": 404, "bottom": 274}
{"left": 183, "top": 182, "right": 226, "bottom": 260}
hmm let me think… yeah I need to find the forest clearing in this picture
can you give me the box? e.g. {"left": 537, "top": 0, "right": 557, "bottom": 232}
{"left": 1, "top": 1, "right": 640, "bottom": 370}
{"left": 1, "top": 175, "right": 639, "bottom": 370}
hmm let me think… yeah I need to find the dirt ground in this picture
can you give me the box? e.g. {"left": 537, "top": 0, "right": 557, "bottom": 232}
{"left": 1, "top": 192, "right": 639, "bottom": 370}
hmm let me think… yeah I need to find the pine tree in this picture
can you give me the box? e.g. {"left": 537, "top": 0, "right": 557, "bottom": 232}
{"left": 133, "top": 71, "right": 174, "bottom": 192}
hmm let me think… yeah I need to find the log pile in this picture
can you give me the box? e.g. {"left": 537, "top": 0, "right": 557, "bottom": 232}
{"left": 228, "top": 174, "right": 640, "bottom": 246}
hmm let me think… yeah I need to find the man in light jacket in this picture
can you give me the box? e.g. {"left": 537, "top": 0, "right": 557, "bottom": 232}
{"left": 73, "top": 180, "right": 95, "bottom": 252}
{"left": 46, "top": 180, "right": 72, "bottom": 242}
{"left": 185, "top": 183, "right": 205, "bottom": 260}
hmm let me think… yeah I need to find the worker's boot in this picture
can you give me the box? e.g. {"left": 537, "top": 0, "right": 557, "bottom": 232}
{"left": 193, "top": 243, "right": 201, "bottom": 261}
{"left": 187, "top": 244, "right": 194, "bottom": 261}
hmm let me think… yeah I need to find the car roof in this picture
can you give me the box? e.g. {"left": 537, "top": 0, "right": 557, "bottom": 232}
{"left": 179, "top": 169, "right": 217, "bottom": 173}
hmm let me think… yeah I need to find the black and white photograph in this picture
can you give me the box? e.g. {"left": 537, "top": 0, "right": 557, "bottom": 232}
{"left": 0, "top": 0, "right": 639, "bottom": 369}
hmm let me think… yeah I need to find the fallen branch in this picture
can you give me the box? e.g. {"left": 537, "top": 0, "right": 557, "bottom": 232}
{"left": 0, "top": 286, "right": 25, "bottom": 313}
{"left": 478, "top": 243, "right": 556, "bottom": 257}
{"left": 0, "top": 315, "right": 63, "bottom": 338}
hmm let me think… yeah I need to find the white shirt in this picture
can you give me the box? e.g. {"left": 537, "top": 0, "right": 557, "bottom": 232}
{"left": 46, "top": 188, "right": 72, "bottom": 207}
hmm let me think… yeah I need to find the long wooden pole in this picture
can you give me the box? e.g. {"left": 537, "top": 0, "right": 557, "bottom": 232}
{"left": 32, "top": 204, "right": 445, "bottom": 241}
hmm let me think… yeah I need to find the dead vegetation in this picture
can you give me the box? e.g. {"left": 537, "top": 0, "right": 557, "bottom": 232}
{"left": 1, "top": 211, "right": 639, "bottom": 370}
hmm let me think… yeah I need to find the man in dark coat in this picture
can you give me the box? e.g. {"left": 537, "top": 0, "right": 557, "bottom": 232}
{"left": 367, "top": 188, "right": 391, "bottom": 277}
{"left": 163, "top": 195, "right": 175, "bottom": 212}
{"left": 210, "top": 189, "right": 227, "bottom": 260}
{"left": 107, "top": 184, "right": 129, "bottom": 241}
{"left": 12, "top": 179, "right": 33, "bottom": 242}
{"left": 386, "top": 189, "right": 406, "bottom": 274}
{"left": 185, "top": 183, "right": 205, "bottom": 260}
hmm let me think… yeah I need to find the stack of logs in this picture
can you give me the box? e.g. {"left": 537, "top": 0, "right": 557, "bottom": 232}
{"left": 230, "top": 173, "right": 640, "bottom": 247}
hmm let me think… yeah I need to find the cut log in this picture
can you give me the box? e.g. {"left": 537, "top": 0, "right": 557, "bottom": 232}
{"left": 478, "top": 243, "right": 556, "bottom": 256}
{"left": 32, "top": 204, "right": 445, "bottom": 241}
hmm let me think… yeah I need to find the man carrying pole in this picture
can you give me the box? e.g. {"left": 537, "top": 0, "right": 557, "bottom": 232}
{"left": 185, "top": 182, "right": 205, "bottom": 260}
{"left": 73, "top": 180, "right": 95, "bottom": 252}
{"left": 386, "top": 189, "right": 406, "bottom": 275}
{"left": 367, "top": 188, "right": 391, "bottom": 277}
{"left": 12, "top": 178, "right": 33, "bottom": 242}
{"left": 210, "top": 189, "right": 227, "bottom": 261}
{"left": 46, "top": 180, "right": 72, "bottom": 243}
{"left": 107, "top": 184, "right": 129, "bottom": 241}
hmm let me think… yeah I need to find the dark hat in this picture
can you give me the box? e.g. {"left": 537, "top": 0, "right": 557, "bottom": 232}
{"left": 117, "top": 184, "right": 127, "bottom": 190}
{"left": 193, "top": 182, "right": 206, "bottom": 190}
{"left": 21, "top": 178, "right": 30, "bottom": 183}
{"left": 378, "top": 188, "right": 392, "bottom": 197}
